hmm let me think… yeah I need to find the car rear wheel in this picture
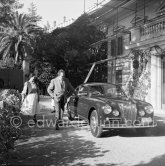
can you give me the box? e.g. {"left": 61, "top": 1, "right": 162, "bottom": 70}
{"left": 90, "top": 110, "right": 103, "bottom": 138}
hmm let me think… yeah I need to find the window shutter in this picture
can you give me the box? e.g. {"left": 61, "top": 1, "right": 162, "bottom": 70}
{"left": 111, "top": 39, "right": 116, "bottom": 56}
{"left": 117, "top": 36, "right": 123, "bottom": 55}
{"left": 116, "top": 70, "right": 122, "bottom": 84}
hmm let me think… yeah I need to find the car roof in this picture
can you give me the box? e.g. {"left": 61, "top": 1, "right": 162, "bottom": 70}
{"left": 80, "top": 82, "right": 118, "bottom": 87}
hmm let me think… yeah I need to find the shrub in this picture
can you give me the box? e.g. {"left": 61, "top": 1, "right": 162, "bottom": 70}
{"left": 0, "top": 89, "right": 22, "bottom": 165}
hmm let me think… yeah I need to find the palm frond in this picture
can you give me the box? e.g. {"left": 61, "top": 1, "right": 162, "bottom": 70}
{"left": 0, "top": 11, "right": 43, "bottom": 64}
{"left": 0, "top": 34, "right": 11, "bottom": 43}
{"left": 2, "top": 43, "right": 12, "bottom": 60}
{"left": 0, "top": 42, "right": 10, "bottom": 54}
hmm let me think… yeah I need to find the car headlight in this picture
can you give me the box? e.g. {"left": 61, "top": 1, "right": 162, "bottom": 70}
{"left": 112, "top": 110, "right": 119, "bottom": 116}
{"left": 145, "top": 105, "right": 154, "bottom": 114}
{"left": 102, "top": 104, "right": 112, "bottom": 114}
{"left": 139, "top": 110, "right": 145, "bottom": 116}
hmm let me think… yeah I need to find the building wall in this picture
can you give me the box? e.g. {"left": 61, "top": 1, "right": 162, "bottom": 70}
{"left": 103, "top": 0, "right": 165, "bottom": 111}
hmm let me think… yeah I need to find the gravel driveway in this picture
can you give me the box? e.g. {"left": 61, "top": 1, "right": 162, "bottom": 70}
{"left": 6, "top": 96, "right": 165, "bottom": 166}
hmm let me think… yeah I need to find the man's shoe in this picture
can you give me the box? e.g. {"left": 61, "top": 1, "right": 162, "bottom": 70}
{"left": 55, "top": 121, "right": 60, "bottom": 130}
{"left": 55, "top": 124, "right": 60, "bottom": 130}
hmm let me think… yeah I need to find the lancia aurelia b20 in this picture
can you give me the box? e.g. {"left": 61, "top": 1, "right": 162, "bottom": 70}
{"left": 67, "top": 83, "right": 156, "bottom": 137}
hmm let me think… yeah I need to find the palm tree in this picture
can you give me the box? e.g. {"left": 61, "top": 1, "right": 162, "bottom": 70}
{"left": 0, "top": 11, "right": 42, "bottom": 76}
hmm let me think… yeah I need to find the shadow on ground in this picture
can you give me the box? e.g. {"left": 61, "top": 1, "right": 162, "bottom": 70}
{"left": 7, "top": 126, "right": 111, "bottom": 166}
{"left": 6, "top": 115, "right": 165, "bottom": 166}
{"left": 134, "top": 154, "right": 165, "bottom": 166}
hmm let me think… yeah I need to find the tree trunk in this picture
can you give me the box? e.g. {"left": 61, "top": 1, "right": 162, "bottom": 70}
{"left": 22, "top": 59, "right": 30, "bottom": 83}
{"left": 15, "top": 35, "right": 22, "bottom": 64}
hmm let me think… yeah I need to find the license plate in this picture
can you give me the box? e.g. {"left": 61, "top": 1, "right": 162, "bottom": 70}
{"left": 141, "top": 117, "right": 152, "bottom": 123}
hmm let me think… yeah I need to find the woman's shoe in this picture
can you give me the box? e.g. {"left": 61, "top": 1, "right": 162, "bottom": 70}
{"left": 33, "top": 118, "right": 37, "bottom": 124}
{"left": 33, "top": 114, "right": 37, "bottom": 124}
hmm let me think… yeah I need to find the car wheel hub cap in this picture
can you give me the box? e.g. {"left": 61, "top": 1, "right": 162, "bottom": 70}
{"left": 91, "top": 116, "right": 97, "bottom": 131}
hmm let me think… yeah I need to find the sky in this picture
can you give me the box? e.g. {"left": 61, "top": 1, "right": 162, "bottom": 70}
{"left": 19, "top": 0, "right": 109, "bottom": 28}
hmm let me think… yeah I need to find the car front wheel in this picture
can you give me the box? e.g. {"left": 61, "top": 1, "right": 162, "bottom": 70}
{"left": 90, "top": 110, "right": 103, "bottom": 138}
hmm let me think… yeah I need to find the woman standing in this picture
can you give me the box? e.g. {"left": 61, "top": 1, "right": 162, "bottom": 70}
{"left": 21, "top": 74, "right": 40, "bottom": 123}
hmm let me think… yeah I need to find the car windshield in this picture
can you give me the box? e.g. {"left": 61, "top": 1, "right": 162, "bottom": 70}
{"left": 88, "top": 84, "right": 126, "bottom": 98}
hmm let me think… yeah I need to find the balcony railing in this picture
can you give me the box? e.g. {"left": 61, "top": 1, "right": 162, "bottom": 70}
{"left": 140, "top": 18, "right": 165, "bottom": 41}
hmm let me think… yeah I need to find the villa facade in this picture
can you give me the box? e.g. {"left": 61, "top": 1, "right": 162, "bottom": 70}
{"left": 89, "top": 0, "right": 165, "bottom": 111}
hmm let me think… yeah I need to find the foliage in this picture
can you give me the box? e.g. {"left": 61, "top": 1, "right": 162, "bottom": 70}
{"left": 0, "top": 57, "right": 15, "bottom": 68}
{"left": 127, "top": 49, "right": 151, "bottom": 100}
{"left": 38, "top": 63, "right": 56, "bottom": 87}
{"left": 0, "top": 11, "right": 43, "bottom": 66}
{"left": 0, "top": 0, "right": 23, "bottom": 21}
{"left": 0, "top": 89, "right": 21, "bottom": 165}
{"left": 32, "top": 14, "right": 106, "bottom": 87}
{"left": 44, "top": 21, "right": 51, "bottom": 32}
{"left": 133, "top": 70, "right": 151, "bottom": 101}
{"left": 27, "top": 2, "right": 42, "bottom": 24}
{"left": 88, "top": 42, "right": 108, "bottom": 83}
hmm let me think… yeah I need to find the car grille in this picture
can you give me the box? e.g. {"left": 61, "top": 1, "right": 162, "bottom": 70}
{"left": 123, "top": 103, "right": 137, "bottom": 124}
{"left": 119, "top": 103, "right": 137, "bottom": 124}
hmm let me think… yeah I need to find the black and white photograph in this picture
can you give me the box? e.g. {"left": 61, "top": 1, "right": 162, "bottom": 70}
{"left": 0, "top": 0, "right": 165, "bottom": 165}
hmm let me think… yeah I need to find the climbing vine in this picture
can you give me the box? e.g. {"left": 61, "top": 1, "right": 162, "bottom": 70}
{"left": 127, "top": 48, "right": 151, "bottom": 101}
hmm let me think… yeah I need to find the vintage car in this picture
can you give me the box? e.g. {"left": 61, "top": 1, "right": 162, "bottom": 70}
{"left": 67, "top": 82, "right": 157, "bottom": 137}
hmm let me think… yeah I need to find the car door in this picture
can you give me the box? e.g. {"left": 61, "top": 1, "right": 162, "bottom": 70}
{"left": 67, "top": 87, "right": 79, "bottom": 115}
{"left": 76, "top": 85, "right": 89, "bottom": 119}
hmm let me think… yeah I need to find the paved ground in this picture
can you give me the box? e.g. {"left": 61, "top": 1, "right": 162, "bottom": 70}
{"left": 6, "top": 96, "right": 165, "bottom": 166}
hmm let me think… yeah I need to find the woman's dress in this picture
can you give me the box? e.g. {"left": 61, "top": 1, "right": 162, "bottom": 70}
{"left": 21, "top": 81, "right": 39, "bottom": 115}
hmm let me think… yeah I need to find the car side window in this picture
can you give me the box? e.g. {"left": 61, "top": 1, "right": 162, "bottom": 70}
{"left": 89, "top": 86, "right": 103, "bottom": 95}
{"left": 105, "top": 85, "right": 124, "bottom": 97}
{"left": 78, "top": 86, "right": 88, "bottom": 96}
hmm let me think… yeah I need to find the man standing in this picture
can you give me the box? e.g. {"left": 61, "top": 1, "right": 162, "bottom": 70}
{"left": 47, "top": 69, "right": 77, "bottom": 130}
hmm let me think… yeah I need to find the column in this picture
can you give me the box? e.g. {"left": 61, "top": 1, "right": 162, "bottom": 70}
{"left": 150, "top": 55, "right": 161, "bottom": 111}
{"left": 151, "top": 55, "right": 157, "bottom": 110}
{"left": 156, "top": 56, "right": 161, "bottom": 110}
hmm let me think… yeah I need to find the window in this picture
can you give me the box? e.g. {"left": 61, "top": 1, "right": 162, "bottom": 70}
{"left": 111, "top": 36, "right": 123, "bottom": 56}
{"left": 118, "top": 37, "right": 123, "bottom": 55}
{"left": 111, "top": 39, "right": 116, "bottom": 56}
{"left": 116, "top": 70, "right": 122, "bottom": 84}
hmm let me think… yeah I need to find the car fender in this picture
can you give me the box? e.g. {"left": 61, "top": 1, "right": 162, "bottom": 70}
{"left": 87, "top": 102, "right": 103, "bottom": 124}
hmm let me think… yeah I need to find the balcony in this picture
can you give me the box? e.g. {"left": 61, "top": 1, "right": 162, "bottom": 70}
{"left": 140, "top": 17, "right": 165, "bottom": 41}
{"left": 126, "top": 17, "right": 165, "bottom": 49}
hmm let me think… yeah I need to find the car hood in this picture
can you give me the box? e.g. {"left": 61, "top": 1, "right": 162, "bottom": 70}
{"left": 89, "top": 96, "right": 153, "bottom": 122}
{"left": 91, "top": 95, "right": 151, "bottom": 107}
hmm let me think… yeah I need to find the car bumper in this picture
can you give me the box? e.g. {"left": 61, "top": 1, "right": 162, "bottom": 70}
{"left": 101, "top": 117, "right": 157, "bottom": 129}
{"left": 102, "top": 122, "right": 157, "bottom": 129}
